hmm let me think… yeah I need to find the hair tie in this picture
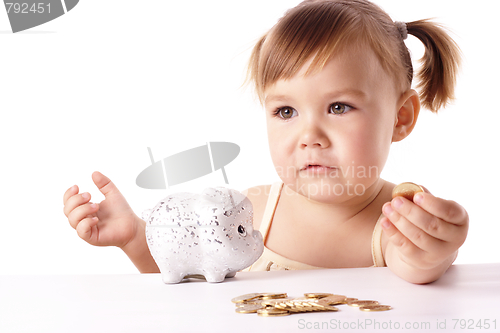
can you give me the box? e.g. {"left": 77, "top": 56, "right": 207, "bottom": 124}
{"left": 395, "top": 21, "right": 408, "bottom": 40}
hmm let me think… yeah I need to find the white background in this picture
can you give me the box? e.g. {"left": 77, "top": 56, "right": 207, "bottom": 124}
{"left": 0, "top": 0, "right": 498, "bottom": 275}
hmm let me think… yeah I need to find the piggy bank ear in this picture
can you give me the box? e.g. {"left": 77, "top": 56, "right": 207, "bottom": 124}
{"left": 141, "top": 209, "right": 153, "bottom": 221}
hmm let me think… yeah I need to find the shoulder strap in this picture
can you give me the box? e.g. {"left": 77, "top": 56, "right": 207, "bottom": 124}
{"left": 371, "top": 214, "right": 386, "bottom": 267}
{"left": 258, "top": 181, "right": 284, "bottom": 243}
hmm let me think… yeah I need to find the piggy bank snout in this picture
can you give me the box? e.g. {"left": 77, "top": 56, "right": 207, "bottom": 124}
{"left": 252, "top": 229, "right": 263, "bottom": 243}
{"left": 249, "top": 229, "right": 264, "bottom": 259}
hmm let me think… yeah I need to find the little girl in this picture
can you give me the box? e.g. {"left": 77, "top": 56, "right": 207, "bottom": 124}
{"left": 63, "top": 0, "right": 468, "bottom": 284}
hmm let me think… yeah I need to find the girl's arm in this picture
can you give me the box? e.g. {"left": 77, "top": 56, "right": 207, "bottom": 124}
{"left": 120, "top": 216, "right": 160, "bottom": 273}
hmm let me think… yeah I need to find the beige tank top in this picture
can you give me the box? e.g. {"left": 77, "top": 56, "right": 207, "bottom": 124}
{"left": 244, "top": 181, "right": 386, "bottom": 271}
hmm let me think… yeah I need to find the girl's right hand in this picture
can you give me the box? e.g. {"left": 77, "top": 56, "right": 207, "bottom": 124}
{"left": 63, "top": 171, "right": 140, "bottom": 249}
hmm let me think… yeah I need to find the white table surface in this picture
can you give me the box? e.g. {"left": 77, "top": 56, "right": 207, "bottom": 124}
{"left": 1, "top": 263, "right": 499, "bottom": 333}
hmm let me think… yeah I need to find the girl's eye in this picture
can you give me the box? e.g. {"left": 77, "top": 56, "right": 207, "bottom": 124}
{"left": 276, "top": 107, "right": 297, "bottom": 119}
{"left": 329, "top": 103, "right": 353, "bottom": 115}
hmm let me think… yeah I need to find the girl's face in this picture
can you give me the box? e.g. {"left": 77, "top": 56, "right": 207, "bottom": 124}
{"left": 264, "top": 46, "right": 401, "bottom": 204}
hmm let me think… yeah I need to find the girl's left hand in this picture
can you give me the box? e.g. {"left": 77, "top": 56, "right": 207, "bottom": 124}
{"left": 381, "top": 190, "right": 469, "bottom": 271}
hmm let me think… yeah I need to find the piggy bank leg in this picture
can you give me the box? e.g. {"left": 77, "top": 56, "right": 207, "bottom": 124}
{"left": 203, "top": 270, "right": 237, "bottom": 282}
{"left": 204, "top": 272, "right": 228, "bottom": 283}
{"left": 160, "top": 271, "right": 186, "bottom": 284}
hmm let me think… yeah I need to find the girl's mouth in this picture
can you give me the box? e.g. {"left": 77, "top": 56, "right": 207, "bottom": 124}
{"left": 301, "top": 164, "right": 335, "bottom": 172}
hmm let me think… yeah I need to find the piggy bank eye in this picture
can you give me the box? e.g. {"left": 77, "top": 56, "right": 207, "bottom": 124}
{"left": 237, "top": 225, "right": 246, "bottom": 237}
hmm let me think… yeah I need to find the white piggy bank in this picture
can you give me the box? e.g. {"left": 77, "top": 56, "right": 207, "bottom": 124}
{"left": 143, "top": 187, "right": 264, "bottom": 283}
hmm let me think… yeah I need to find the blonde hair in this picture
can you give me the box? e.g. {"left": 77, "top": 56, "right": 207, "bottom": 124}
{"left": 247, "top": 0, "right": 461, "bottom": 112}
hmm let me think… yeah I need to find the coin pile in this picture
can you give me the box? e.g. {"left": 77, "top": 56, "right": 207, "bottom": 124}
{"left": 232, "top": 292, "right": 392, "bottom": 317}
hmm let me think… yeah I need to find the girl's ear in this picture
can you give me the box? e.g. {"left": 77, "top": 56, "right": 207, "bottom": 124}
{"left": 392, "top": 89, "right": 421, "bottom": 142}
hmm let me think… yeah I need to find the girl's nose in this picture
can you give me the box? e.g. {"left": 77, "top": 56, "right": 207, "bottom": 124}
{"left": 299, "top": 120, "right": 330, "bottom": 149}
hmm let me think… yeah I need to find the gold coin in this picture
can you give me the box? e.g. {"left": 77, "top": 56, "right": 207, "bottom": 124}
{"left": 236, "top": 300, "right": 269, "bottom": 307}
{"left": 238, "top": 300, "right": 264, "bottom": 306}
{"left": 303, "top": 303, "right": 339, "bottom": 312}
{"left": 284, "top": 301, "right": 315, "bottom": 312}
{"left": 320, "top": 305, "right": 339, "bottom": 312}
{"left": 278, "top": 299, "right": 314, "bottom": 309}
{"left": 304, "top": 293, "right": 334, "bottom": 299}
{"left": 359, "top": 305, "right": 392, "bottom": 312}
{"left": 257, "top": 308, "right": 290, "bottom": 317}
{"left": 340, "top": 297, "right": 358, "bottom": 304}
{"left": 283, "top": 306, "right": 305, "bottom": 313}
{"left": 235, "top": 303, "right": 248, "bottom": 308}
{"left": 392, "top": 182, "right": 424, "bottom": 201}
{"left": 310, "top": 302, "right": 326, "bottom": 308}
{"left": 347, "top": 300, "right": 379, "bottom": 307}
{"left": 259, "top": 293, "right": 288, "bottom": 300}
{"left": 317, "top": 295, "right": 347, "bottom": 306}
{"left": 261, "top": 298, "right": 291, "bottom": 306}
{"left": 231, "top": 293, "right": 262, "bottom": 303}
{"left": 289, "top": 307, "right": 314, "bottom": 313}
{"left": 235, "top": 304, "right": 266, "bottom": 314}
{"left": 294, "top": 297, "right": 318, "bottom": 302}
{"left": 292, "top": 301, "right": 313, "bottom": 307}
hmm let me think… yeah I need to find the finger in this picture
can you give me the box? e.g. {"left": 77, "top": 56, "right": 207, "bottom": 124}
{"left": 383, "top": 202, "right": 446, "bottom": 253}
{"left": 67, "top": 202, "right": 99, "bottom": 229}
{"left": 380, "top": 216, "right": 400, "bottom": 239}
{"left": 63, "top": 185, "right": 79, "bottom": 205}
{"left": 380, "top": 216, "right": 422, "bottom": 259}
{"left": 63, "top": 191, "right": 91, "bottom": 217}
{"left": 76, "top": 216, "right": 99, "bottom": 242}
{"left": 419, "top": 185, "right": 432, "bottom": 194}
{"left": 413, "top": 192, "right": 468, "bottom": 226}
{"left": 389, "top": 197, "right": 458, "bottom": 242}
{"left": 92, "top": 171, "right": 123, "bottom": 198}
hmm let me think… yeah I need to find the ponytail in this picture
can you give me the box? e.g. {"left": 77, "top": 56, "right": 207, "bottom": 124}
{"left": 406, "top": 19, "right": 461, "bottom": 112}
